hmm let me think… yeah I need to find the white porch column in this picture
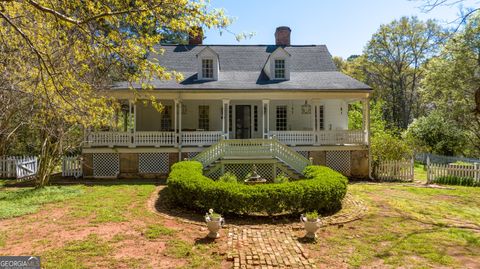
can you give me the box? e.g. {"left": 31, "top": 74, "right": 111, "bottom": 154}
{"left": 133, "top": 102, "right": 137, "bottom": 133}
{"left": 362, "top": 98, "right": 370, "bottom": 145}
{"left": 222, "top": 99, "right": 230, "bottom": 139}
{"left": 178, "top": 99, "right": 183, "bottom": 161}
{"left": 262, "top": 100, "right": 270, "bottom": 138}
{"left": 128, "top": 100, "right": 132, "bottom": 131}
{"left": 128, "top": 100, "right": 135, "bottom": 147}
{"left": 312, "top": 102, "right": 318, "bottom": 145}
{"left": 179, "top": 100, "right": 183, "bottom": 144}
{"left": 174, "top": 99, "right": 179, "bottom": 147}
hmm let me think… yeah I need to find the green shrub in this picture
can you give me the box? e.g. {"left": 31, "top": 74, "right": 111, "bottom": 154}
{"left": 218, "top": 172, "right": 238, "bottom": 183}
{"left": 167, "top": 161, "right": 348, "bottom": 215}
{"left": 434, "top": 176, "right": 480, "bottom": 187}
{"left": 274, "top": 173, "right": 289, "bottom": 184}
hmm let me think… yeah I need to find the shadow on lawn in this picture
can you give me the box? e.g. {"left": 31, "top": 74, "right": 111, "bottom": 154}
{"left": 194, "top": 236, "right": 217, "bottom": 245}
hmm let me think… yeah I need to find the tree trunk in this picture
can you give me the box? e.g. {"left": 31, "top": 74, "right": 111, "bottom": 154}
{"left": 35, "top": 133, "right": 61, "bottom": 188}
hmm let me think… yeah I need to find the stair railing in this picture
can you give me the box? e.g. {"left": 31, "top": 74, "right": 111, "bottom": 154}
{"left": 193, "top": 138, "right": 310, "bottom": 174}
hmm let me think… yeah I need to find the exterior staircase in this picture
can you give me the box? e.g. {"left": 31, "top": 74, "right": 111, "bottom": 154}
{"left": 192, "top": 138, "right": 311, "bottom": 179}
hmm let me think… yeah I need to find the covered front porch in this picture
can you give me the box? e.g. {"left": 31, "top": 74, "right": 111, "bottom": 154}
{"left": 84, "top": 92, "right": 370, "bottom": 148}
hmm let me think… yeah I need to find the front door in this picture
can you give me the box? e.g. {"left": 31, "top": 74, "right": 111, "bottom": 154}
{"left": 235, "top": 105, "right": 251, "bottom": 139}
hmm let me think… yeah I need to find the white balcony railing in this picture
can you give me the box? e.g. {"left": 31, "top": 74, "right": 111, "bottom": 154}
{"left": 86, "top": 131, "right": 224, "bottom": 147}
{"left": 268, "top": 131, "right": 316, "bottom": 146}
{"left": 86, "top": 130, "right": 366, "bottom": 148}
{"left": 269, "top": 130, "right": 366, "bottom": 146}
{"left": 181, "top": 131, "right": 224, "bottom": 146}
{"left": 135, "top": 131, "right": 177, "bottom": 147}
{"left": 86, "top": 132, "right": 132, "bottom": 147}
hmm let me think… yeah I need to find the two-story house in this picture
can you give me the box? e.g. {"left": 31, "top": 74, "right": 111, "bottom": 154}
{"left": 82, "top": 26, "right": 372, "bottom": 180}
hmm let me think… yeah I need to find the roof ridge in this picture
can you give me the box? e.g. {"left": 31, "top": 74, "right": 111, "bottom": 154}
{"left": 158, "top": 44, "right": 327, "bottom": 47}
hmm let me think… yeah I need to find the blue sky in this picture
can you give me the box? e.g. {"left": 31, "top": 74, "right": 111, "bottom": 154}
{"left": 203, "top": 0, "right": 474, "bottom": 58}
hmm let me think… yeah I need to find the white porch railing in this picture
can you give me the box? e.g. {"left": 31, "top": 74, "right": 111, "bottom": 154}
{"left": 181, "top": 131, "right": 223, "bottom": 146}
{"left": 316, "top": 130, "right": 366, "bottom": 145}
{"left": 86, "top": 132, "right": 131, "bottom": 147}
{"left": 270, "top": 130, "right": 366, "bottom": 146}
{"left": 86, "top": 131, "right": 223, "bottom": 147}
{"left": 269, "top": 131, "right": 316, "bottom": 146}
{"left": 86, "top": 130, "right": 366, "bottom": 147}
{"left": 135, "top": 131, "right": 176, "bottom": 147}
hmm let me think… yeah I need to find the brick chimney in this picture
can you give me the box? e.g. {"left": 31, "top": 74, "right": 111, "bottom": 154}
{"left": 275, "top": 26, "right": 291, "bottom": 46}
{"left": 188, "top": 26, "right": 203, "bottom": 45}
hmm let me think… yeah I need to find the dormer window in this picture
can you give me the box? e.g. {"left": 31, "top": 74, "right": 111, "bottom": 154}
{"left": 202, "top": 59, "right": 214, "bottom": 79}
{"left": 197, "top": 47, "right": 219, "bottom": 81}
{"left": 274, "top": 59, "right": 286, "bottom": 79}
{"left": 263, "top": 47, "right": 290, "bottom": 81}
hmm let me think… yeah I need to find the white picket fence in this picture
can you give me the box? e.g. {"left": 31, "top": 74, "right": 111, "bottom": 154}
{"left": 0, "top": 156, "right": 38, "bottom": 179}
{"left": 426, "top": 159, "right": 480, "bottom": 184}
{"left": 375, "top": 158, "right": 414, "bottom": 182}
{"left": 62, "top": 156, "right": 83, "bottom": 178}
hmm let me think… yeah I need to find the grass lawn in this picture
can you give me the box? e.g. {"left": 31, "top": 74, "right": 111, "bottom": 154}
{"left": 0, "top": 186, "right": 82, "bottom": 219}
{"left": 414, "top": 162, "right": 428, "bottom": 182}
{"left": 0, "top": 180, "right": 479, "bottom": 268}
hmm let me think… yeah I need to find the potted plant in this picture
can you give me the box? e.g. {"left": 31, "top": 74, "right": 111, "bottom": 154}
{"left": 204, "top": 209, "right": 225, "bottom": 238}
{"left": 300, "top": 211, "right": 321, "bottom": 239}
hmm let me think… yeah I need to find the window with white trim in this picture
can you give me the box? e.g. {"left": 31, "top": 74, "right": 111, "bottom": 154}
{"left": 274, "top": 59, "right": 285, "bottom": 79}
{"left": 160, "top": 105, "right": 172, "bottom": 131}
{"left": 198, "top": 105, "right": 209, "bottom": 130}
{"left": 276, "top": 105, "right": 287, "bottom": 131}
{"left": 201, "top": 59, "right": 213, "bottom": 79}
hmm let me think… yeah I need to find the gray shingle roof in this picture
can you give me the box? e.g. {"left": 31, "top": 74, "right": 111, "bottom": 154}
{"left": 114, "top": 45, "right": 371, "bottom": 91}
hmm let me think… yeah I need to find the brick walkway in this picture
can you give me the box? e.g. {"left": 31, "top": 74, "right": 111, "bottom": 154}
{"left": 227, "top": 227, "right": 316, "bottom": 268}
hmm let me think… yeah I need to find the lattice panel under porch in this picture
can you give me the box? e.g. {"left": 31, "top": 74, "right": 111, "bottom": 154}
{"left": 326, "top": 151, "right": 351, "bottom": 176}
{"left": 296, "top": 151, "right": 309, "bottom": 159}
{"left": 223, "top": 163, "right": 275, "bottom": 180}
{"left": 207, "top": 168, "right": 223, "bottom": 180}
{"left": 138, "top": 153, "right": 170, "bottom": 174}
{"left": 185, "top": 152, "right": 199, "bottom": 160}
{"left": 93, "top": 153, "right": 120, "bottom": 177}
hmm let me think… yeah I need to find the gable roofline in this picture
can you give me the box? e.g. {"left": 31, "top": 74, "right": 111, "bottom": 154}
{"left": 270, "top": 46, "right": 291, "bottom": 56}
{"left": 195, "top": 46, "right": 219, "bottom": 57}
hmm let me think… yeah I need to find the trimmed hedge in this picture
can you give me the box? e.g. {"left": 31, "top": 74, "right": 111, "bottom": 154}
{"left": 434, "top": 176, "right": 480, "bottom": 187}
{"left": 167, "top": 161, "right": 348, "bottom": 215}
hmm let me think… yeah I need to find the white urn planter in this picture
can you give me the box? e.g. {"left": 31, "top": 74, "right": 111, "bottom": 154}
{"left": 205, "top": 210, "right": 225, "bottom": 238}
{"left": 300, "top": 214, "right": 321, "bottom": 239}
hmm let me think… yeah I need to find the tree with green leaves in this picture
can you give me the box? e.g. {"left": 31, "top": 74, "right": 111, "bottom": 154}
{"left": 349, "top": 101, "right": 412, "bottom": 164}
{"left": 421, "top": 14, "right": 480, "bottom": 156}
{"left": 364, "top": 16, "right": 445, "bottom": 129}
{"left": 0, "top": 0, "right": 230, "bottom": 186}
{"left": 404, "top": 111, "right": 467, "bottom": 156}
